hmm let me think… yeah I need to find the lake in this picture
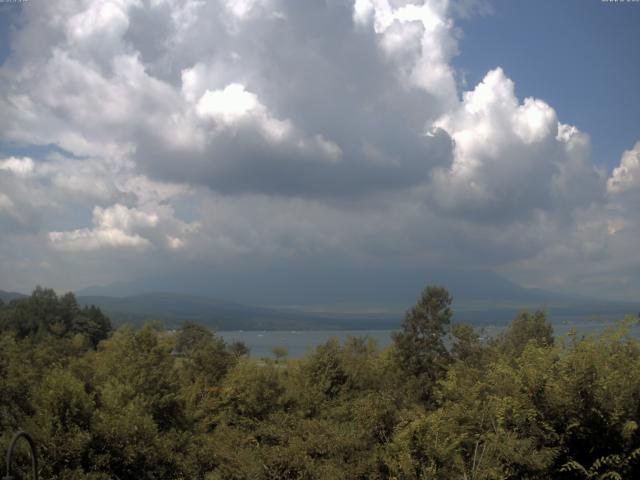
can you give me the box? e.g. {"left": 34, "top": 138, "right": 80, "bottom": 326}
{"left": 218, "top": 329, "right": 394, "bottom": 358}
{"left": 218, "top": 320, "right": 640, "bottom": 358}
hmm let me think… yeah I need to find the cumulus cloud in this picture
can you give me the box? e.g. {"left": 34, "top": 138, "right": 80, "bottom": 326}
{"left": 49, "top": 204, "right": 156, "bottom": 252}
{"left": 0, "top": 157, "right": 35, "bottom": 176}
{"left": 608, "top": 142, "right": 640, "bottom": 195}
{"left": 1, "top": 0, "right": 453, "bottom": 198}
{"left": 49, "top": 203, "right": 199, "bottom": 252}
{"left": 353, "top": 0, "right": 459, "bottom": 107}
{"left": 431, "top": 68, "right": 603, "bottom": 221}
{"left": 190, "top": 81, "right": 341, "bottom": 157}
{"left": 0, "top": 0, "right": 638, "bottom": 299}
{"left": 49, "top": 227, "right": 151, "bottom": 252}
{"left": 496, "top": 140, "right": 640, "bottom": 300}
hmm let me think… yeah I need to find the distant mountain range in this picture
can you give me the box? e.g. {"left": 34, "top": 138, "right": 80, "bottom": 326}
{"left": 2, "top": 268, "right": 639, "bottom": 330}
{"left": 0, "top": 290, "right": 27, "bottom": 303}
{"left": 0, "top": 289, "right": 399, "bottom": 330}
{"left": 74, "top": 292, "right": 400, "bottom": 330}
{"left": 75, "top": 267, "right": 587, "bottom": 307}
{"left": 73, "top": 291, "right": 636, "bottom": 330}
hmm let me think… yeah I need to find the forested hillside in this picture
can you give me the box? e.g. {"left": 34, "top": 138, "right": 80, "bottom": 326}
{"left": 1, "top": 287, "right": 639, "bottom": 479}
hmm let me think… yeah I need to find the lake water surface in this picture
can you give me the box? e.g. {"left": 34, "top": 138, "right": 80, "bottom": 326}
{"left": 218, "top": 321, "right": 640, "bottom": 358}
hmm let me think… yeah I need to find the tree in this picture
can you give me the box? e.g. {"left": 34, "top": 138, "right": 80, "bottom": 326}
{"left": 497, "top": 310, "right": 554, "bottom": 357}
{"left": 176, "top": 321, "right": 233, "bottom": 386}
{"left": 450, "top": 323, "right": 486, "bottom": 365}
{"left": 70, "top": 305, "right": 112, "bottom": 347}
{"left": 31, "top": 368, "right": 94, "bottom": 478}
{"left": 0, "top": 288, "right": 111, "bottom": 347}
{"left": 216, "top": 359, "right": 284, "bottom": 427}
{"left": 175, "top": 321, "right": 215, "bottom": 353}
{"left": 272, "top": 346, "right": 288, "bottom": 362}
{"left": 392, "top": 285, "right": 453, "bottom": 401}
{"left": 302, "top": 338, "right": 348, "bottom": 400}
{"left": 227, "top": 340, "right": 250, "bottom": 358}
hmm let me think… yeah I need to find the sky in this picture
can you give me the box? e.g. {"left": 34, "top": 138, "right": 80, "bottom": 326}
{"left": 0, "top": 0, "right": 639, "bottom": 302}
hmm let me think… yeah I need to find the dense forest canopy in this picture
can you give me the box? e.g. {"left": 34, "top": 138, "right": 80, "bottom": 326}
{"left": 1, "top": 287, "right": 639, "bottom": 479}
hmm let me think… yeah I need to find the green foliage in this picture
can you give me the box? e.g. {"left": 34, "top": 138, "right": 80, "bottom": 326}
{"left": 0, "top": 287, "right": 111, "bottom": 346}
{"left": 496, "top": 309, "right": 554, "bottom": 357}
{"left": 216, "top": 359, "right": 285, "bottom": 427}
{"left": 561, "top": 447, "right": 640, "bottom": 479}
{"left": 450, "top": 322, "right": 487, "bottom": 366}
{"left": 392, "top": 285, "right": 453, "bottom": 402}
{"left": 30, "top": 368, "right": 94, "bottom": 478}
{"left": 176, "top": 321, "right": 234, "bottom": 386}
{"left": 1, "top": 287, "right": 640, "bottom": 479}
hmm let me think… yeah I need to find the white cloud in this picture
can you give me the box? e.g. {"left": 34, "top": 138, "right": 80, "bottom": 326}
{"left": 49, "top": 204, "right": 155, "bottom": 251}
{"left": 0, "top": 157, "right": 35, "bottom": 176}
{"left": 354, "top": 0, "right": 459, "bottom": 108}
{"left": 66, "top": 1, "right": 133, "bottom": 46}
{"left": 608, "top": 142, "right": 640, "bottom": 195}
{"left": 194, "top": 82, "right": 293, "bottom": 142}
{"left": 223, "top": 0, "right": 269, "bottom": 20}
{"left": 430, "top": 68, "right": 603, "bottom": 219}
{"left": 94, "top": 203, "right": 159, "bottom": 231}
{"left": 49, "top": 227, "right": 151, "bottom": 251}
{"left": 47, "top": 200, "right": 200, "bottom": 253}
{"left": 353, "top": 0, "right": 375, "bottom": 25}
{"left": 196, "top": 83, "right": 260, "bottom": 123}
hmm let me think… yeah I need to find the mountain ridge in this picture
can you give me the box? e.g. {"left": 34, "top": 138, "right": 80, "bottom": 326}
{"left": 3, "top": 271, "right": 639, "bottom": 331}
{"left": 75, "top": 267, "right": 591, "bottom": 307}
